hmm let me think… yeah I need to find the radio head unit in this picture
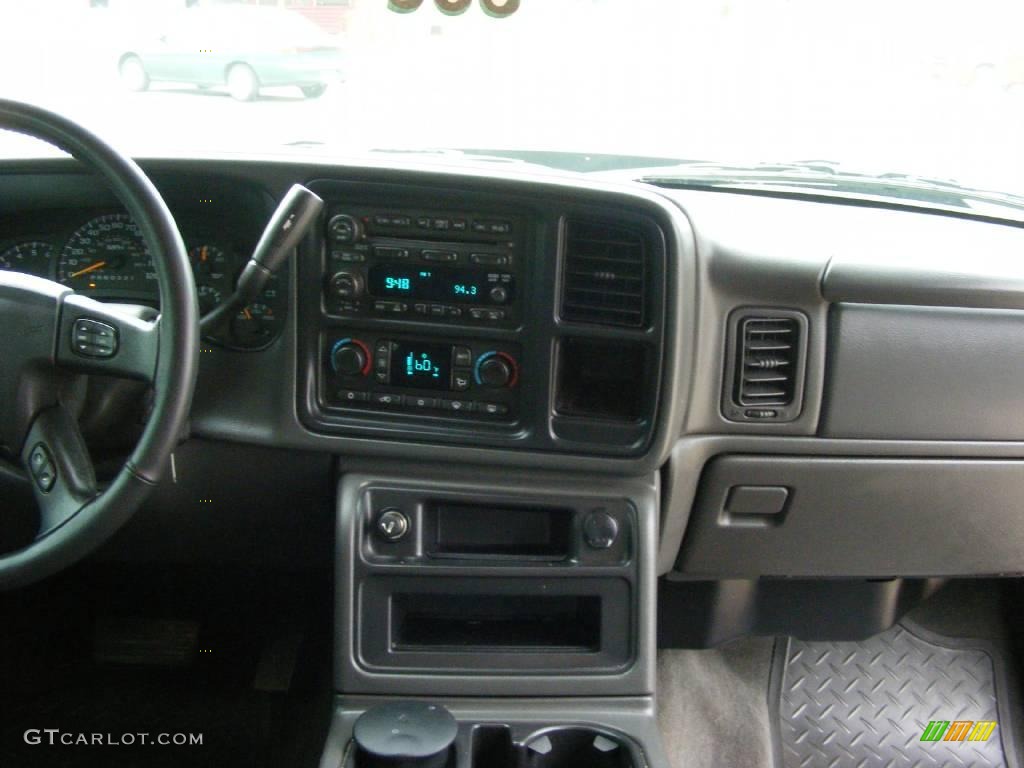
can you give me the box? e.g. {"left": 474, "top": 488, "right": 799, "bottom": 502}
{"left": 322, "top": 207, "right": 523, "bottom": 328}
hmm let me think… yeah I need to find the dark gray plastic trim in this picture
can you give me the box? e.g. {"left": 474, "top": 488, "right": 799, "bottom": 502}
{"left": 823, "top": 303, "right": 1024, "bottom": 440}
{"left": 676, "top": 454, "right": 1024, "bottom": 578}
{"left": 659, "top": 434, "right": 1024, "bottom": 575}
{"left": 319, "top": 696, "right": 669, "bottom": 768}
{"left": 335, "top": 460, "right": 659, "bottom": 697}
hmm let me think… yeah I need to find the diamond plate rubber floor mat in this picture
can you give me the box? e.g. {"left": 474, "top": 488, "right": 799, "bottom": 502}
{"left": 774, "top": 622, "right": 1015, "bottom": 768}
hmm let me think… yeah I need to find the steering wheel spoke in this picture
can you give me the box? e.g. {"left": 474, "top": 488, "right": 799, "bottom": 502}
{"left": 56, "top": 293, "right": 160, "bottom": 383}
{"left": 20, "top": 406, "right": 99, "bottom": 538}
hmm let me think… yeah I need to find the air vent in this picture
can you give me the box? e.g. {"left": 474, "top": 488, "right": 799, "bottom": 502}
{"left": 725, "top": 311, "right": 807, "bottom": 423}
{"left": 561, "top": 219, "right": 646, "bottom": 328}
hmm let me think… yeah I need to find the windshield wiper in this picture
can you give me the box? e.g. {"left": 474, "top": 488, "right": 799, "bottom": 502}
{"left": 638, "top": 160, "right": 1024, "bottom": 217}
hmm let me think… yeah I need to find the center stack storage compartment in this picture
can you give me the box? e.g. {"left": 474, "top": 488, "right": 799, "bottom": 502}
{"left": 336, "top": 470, "right": 652, "bottom": 696}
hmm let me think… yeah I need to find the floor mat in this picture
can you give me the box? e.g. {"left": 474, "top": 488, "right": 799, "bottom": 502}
{"left": 774, "top": 621, "right": 1014, "bottom": 768}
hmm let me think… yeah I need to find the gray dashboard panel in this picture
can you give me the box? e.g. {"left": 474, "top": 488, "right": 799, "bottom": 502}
{"left": 823, "top": 303, "right": 1024, "bottom": 440}
{"left": 676, "top": 454, "right": 1024, "bottom": 578}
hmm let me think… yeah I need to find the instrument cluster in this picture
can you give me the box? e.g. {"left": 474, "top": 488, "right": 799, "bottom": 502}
{"left": 0, "top": 211, "right": 285, "bottom": 350}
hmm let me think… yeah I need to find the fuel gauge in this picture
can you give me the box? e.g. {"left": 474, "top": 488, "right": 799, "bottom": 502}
{"left": 230, "top": 301, "right": 277, "bottom": 347}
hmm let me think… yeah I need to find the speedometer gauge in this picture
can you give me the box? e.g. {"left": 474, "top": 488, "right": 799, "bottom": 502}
{"left": 57, "top": 214, "right": 155, "bottom": 297}
{"left": 0, "top": 241, "right": 53, "bottom": 277}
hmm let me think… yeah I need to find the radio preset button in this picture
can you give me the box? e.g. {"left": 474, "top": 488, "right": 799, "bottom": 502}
{"left": 470, "top": 253, "right": 509, "bottom": 266}
{"left": 446, "top": 306, "right": 463, "bottom": 319}
{"left": 430, "top": 304, "right": 446, "bottom": 317}
{"left": 416, "top": 216, "right": 432, "bottom": 229}
{"left": 374, "top": 246, "right": 409, "bottom": 259}
{"left": 432, "top": 218, "right": 451, "bottom": 230}
{"left": 452, "top": 219, "right": 467, "bottom": 231}
{"left": 422, "top": 250, "right": 458, "bottom": 262}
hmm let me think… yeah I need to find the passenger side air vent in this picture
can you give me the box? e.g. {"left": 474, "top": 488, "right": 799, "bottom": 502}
{"left": 561, "top": 219, "right": 646, "bottom": 328}
{"left": 724, "top": 310, "right": 808, "bottom": 423}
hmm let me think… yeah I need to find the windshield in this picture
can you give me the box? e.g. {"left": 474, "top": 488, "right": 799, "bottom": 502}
{"left": 1, "top": 0, "right": 1022, "bottom": 201}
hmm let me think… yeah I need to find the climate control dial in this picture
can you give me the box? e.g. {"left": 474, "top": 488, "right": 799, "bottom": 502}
{"left": 475, "top": 351, "right": 518, "bottom": 389}
{"left": 331, "top": 338, "right": 371, "bottom": 377}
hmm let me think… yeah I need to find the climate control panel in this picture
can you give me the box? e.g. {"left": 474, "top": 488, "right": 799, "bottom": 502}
{"left": 321, "top": 333, "right": 521, "bottom": 420}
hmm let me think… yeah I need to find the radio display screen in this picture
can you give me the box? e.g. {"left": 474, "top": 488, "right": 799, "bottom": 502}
{"left": 390, "top": 342, "right": 451, "bottom": 390}
{"left": 369, "top": 264, "right": 506, "bottom": 304}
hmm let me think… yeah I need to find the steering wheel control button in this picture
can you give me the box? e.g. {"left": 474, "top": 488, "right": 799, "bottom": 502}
{"left": 354, "top": 701, "right": 456, "bottom": 768}
{"left": 375, "top": 508, "right": 410, "bottom": 542}
{"left": 28, "top": 443, "right": 56, "bottom": 493}
{"left": 71, "top": 318, "right": 118, "bottom": 358}
{"left": 583, "top": 509, "right": 620, "bottom": 549}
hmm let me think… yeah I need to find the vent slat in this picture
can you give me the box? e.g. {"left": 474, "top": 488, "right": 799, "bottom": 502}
{"left": 561, "top": 220, "right": 647, "bottom": 328}
{"left": 734, "top": 316, "right": 800, "bottom": 408}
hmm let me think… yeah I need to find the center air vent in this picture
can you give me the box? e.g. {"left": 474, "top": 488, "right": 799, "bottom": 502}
{"left": 724, "top": 310, "right": 807, "bottom": 423}
{"left": 561, "top": 219, "right": 646, "bottom": 328}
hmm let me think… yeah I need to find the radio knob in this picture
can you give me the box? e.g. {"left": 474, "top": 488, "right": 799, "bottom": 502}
{"left": 327, "top": 269, "right": 365, "bottom": 300}
{"left": 331, "top": 339, "right": 369, "bottom": 377}
{"left": 488, "top": 285, "right": 509, "bottom": 304}
{"left": 327, "top": 214, "right": 362, "bottom": 244}
{"left": 477, "top": 354, "right": 515, "bottom": 389}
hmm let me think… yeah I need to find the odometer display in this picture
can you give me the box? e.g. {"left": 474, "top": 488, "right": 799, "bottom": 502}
{"left": 57, "top": 214, "right": 155, "bottom": 297}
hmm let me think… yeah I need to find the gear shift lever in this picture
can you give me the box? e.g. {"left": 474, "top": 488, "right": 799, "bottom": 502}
{"left": 199, "top": 183, "right": 323, "bottom": 335}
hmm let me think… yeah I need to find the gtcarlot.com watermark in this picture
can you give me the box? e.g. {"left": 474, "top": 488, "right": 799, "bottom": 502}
{"left": 24, "top": 729, "right": 203, "bottom": 747}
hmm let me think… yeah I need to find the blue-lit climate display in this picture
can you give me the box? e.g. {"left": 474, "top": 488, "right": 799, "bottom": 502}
{"left": 389, "top": 342, "right": 451, "bottom": 391}
{"left": 368, "top": 264, "right": 510, "bottom": 305}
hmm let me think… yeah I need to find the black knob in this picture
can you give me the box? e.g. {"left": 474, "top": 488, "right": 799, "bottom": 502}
{"left": 478, "top": 355, "right": 513, "bottom": 388}
{"left": 583, "top": 509, "right": 619, "bottom": 549}
{"left": 353, "top": 701, "right": 457, "bottom": 768}
{"left": 332, "top": 341, "right": 367, "bottom": 376}
{"left": 327, "top": 213, "right": 361, "bottom": 244}
{"left": 327, "top": 269, "right": 364, "bottom": 300}
{"left": 488, "top": 285, "right": 509, "bottom": 304}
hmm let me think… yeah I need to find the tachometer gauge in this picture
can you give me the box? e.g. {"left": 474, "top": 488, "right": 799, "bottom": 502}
{"left": 189, "top": 244, "right": 232, "bottom": 313}
{"left": 0, "top": 241, "right": 54, "bottom": 277}
{"left": 57, "top": 214, "right": 155, "bottom": 297}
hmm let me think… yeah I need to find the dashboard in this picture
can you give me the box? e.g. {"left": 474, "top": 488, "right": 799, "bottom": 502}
{"left": 5, "top": 157, "right": 1024, "bottom": 586}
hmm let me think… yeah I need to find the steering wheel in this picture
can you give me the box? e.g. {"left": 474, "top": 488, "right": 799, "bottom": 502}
{"left": 0, "top": 99, "right": 198, "bottom": 589}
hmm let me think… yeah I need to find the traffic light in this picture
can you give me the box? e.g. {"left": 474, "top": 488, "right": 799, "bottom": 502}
{"left": 479, "top": 0, "right": 519, "bottom": 17}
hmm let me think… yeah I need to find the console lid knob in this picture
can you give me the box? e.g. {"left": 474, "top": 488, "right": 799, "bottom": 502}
{"left": 353, "top": 701, "right": 457, "bottom": 768}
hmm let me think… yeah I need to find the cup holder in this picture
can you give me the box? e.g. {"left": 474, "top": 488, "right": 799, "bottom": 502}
{"left": 471, "top": 725, "right": 637, "bottom": 768}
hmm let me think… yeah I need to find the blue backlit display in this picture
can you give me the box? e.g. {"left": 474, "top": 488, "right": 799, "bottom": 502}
{"left": 384, "top": 276, "right": 411, "bottom": 291}
{"left": 389, "top": 341, "right": 450, "bottom": 390}
{"left": 368, "top": 264, "right": 512, "bottom": 305}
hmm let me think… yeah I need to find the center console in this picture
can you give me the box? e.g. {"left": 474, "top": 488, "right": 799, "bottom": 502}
{"left": 296, "top": 179, "right": 669, "bottom": 458}
{"left": 327, "top": 460, "right": 663, "bottom": 767}
{"left": 307, "top": 178, "right": 678, "bottom": 768}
